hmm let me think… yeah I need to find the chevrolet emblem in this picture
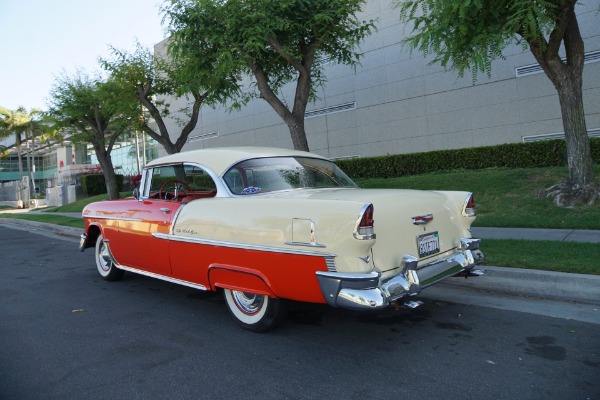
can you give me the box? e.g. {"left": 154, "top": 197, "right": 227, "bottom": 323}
{"left": 412, "top": 214, "right": 433, "bottom": 225}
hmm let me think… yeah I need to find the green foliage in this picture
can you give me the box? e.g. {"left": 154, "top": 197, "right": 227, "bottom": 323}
{"left": 482, "top": 239, "right": 600, "bottom": 275}
{"left": 336, "top": 138, "right": 600, "bottom": 179}
{"left": 0, "top": 213, "right": 84, "bottom": 229}
{"left": 99, "top": 41, "right": 239, "bottom": 154}
{"left": 394, "top": 0, "right": 567, "bottom": 78}
{"left": 47, "top": 70, "right": 136, "bottom": 143}
{"left": 80, "top": 174, "right": 124, "bottom": 196}
{"left": 163, "top": 0, "right": 375, "bottom": 109}
{"left": 357, "top": 165, "right": 600, "bottom": 230}
{"left": 48, "top": 191, "right": 133, "bottom": 212}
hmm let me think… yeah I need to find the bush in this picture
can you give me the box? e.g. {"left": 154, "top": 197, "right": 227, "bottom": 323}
{"left": 335, "top": 138, "right": 600, "bottom": 179}
{"left": 81, "top": 174, "right": 124, "bottom": 195}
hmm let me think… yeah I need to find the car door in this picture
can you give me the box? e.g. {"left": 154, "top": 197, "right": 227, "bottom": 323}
{"left": 115, "top": 165, "right": 185, "bottom": 275}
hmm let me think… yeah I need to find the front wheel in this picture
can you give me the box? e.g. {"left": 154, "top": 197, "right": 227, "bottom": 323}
{"left": 95, "top": 234, "right": 124, "bottom": 281}
{"left": 223, "top": 289, "right": 285, "bottom": 332}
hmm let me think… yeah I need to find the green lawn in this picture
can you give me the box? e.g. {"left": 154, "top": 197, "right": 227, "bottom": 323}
{"left": 0, "top": 213, "right": 84, "bottom": 229}
{"left": 482, "top": 239, "right": 599, "bottom": 275}
{"left": 356, "top": 165, "right": 600, "bottom": 230}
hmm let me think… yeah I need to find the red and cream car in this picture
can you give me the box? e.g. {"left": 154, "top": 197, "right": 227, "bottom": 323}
{"left": 80, "top": 147, "right": 484, "bottom": 331}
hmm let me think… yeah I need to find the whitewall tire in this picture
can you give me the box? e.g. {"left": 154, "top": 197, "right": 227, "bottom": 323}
{"left": 95, "top": 234, "right": 124, "bottom": 281}
{"left": 223, "top": 289, "right": 284, "bottom": 332}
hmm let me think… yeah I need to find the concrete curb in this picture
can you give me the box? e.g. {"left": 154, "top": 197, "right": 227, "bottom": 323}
{"left": 441, "top": 266, "right": 600, "bottom": 306}
{"left": 0, "top": 219, "right": 82, "bottom": 241}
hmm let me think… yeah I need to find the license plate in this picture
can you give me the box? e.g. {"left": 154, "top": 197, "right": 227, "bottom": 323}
{"left": 417, "top": 232, "right": 440, "bottom": 258}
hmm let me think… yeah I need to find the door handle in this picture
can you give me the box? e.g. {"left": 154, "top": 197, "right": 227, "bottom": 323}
{"left": 160, "top": 208, "right": 171, "bottom": 214}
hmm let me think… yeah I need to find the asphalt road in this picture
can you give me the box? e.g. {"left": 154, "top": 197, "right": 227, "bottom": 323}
{"left": 1, "top": 226, "right": 599, "bottom": 400}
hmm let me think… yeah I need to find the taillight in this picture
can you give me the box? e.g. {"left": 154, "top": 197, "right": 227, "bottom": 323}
{"left": 463, "top": 193, "right": 475, "bottom": 217}
{"left": 354, "top": 204, "right": 376, "bottom": 240}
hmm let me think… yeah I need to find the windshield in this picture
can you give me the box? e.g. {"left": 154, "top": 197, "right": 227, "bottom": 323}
{"left": 223, "top": 157, "right": 357, "bottom": 195}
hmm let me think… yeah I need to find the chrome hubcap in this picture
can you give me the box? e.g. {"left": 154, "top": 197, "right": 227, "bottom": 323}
{"left": 98, "top": 243, "right": 112, "bottom": 272}
{"left": 232, "top": 291, "right": 264, "bottom": 315}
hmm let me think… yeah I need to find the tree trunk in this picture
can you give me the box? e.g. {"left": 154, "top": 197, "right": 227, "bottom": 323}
{"left": 556, "top": 78, "right": 594, "bottom": 190}
{"left": 528, "top": 7, "right": 596, "bottom": 203}
{"left": 95, "top": 149, "right": 120, "bottom": 200}
{"left": 251, "top": 62, "right": 311, "bottom": 151}
{"left": 286, "top": 116, "right": 309, "bottom": 151}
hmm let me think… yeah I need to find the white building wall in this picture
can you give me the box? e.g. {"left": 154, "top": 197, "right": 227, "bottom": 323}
{"left": 155, "top": 0, "right": 600, "bottom": 159}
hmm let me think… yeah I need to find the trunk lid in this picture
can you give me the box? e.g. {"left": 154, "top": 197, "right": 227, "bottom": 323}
{"left": 266, "top": 188, "right": 467, "bottom": 272}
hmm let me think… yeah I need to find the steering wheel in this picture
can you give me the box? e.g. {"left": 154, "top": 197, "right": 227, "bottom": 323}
{"left": 159, "top": 179, "right": 191, "bottom": 200}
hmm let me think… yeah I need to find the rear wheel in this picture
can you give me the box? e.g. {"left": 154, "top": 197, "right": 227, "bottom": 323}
{"left": 95, "top": 234, "right": 124, "bottom": 281}
{"left": 223, "top": 289, "right": 285, "bottom": 332}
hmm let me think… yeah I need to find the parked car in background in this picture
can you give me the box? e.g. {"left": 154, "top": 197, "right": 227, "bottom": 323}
{"left": 80, "top": 147, "right": 484, "bottom": 331}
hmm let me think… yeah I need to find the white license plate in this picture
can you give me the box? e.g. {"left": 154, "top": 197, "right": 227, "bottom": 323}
{"left": 417, "top": 232, "right": 440, "bottom": 258}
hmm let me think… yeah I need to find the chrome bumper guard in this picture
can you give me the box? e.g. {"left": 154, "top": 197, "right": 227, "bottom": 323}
{"left": 79, "top": 233, "right": 87, "bottom": 252}
{"left": 316, "top": 238, "right": 483, "bottom": 311}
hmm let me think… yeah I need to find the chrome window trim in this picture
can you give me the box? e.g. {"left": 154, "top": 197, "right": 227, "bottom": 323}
{"left": 153, "top": 232, "right": 337, "bottom": 258}
{"left": 140, "top": 162, "right": 231, "bottom": 201}
{"left": 220, "top": 156, "right": 357, "bottom": 198}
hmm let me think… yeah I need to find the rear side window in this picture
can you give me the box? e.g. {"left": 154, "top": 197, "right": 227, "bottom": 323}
{"left": 223, "top": 157, "right": 356, "bottom": 195}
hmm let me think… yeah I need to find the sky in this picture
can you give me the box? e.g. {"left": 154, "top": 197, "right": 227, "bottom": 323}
{"left": 0, "top": 0, "right": 167, "bottom": 112}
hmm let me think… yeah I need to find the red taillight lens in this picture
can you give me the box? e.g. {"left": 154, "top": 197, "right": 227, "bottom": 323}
{"left": 355, "top": 204, "right": 376, "bottom": 239}
{"left": 464, "top": 193, "right": 475, "bottom": 217}
{"left": 359, "top": 204, "right": 374, "bottom": 228}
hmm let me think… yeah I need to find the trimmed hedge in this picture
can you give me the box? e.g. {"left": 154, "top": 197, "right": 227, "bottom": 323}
{"left": 81, "top": 174, "right": 124, "bottom": 195}
{"left": 335, "top": 138, "right": 600, "bottom": 179}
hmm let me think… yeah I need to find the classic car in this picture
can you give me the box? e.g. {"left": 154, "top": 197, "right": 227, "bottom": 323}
{"left": 80, "top": 147, "right": 484, "bottom": 331}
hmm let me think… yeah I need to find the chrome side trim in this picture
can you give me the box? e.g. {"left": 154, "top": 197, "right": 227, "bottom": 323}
{"left": 102, "top": 239, "right": 207, "bottom": 291}
{"left": 170, "top": 204, "right": 187, "bottom": 235}
{"left": 117, "top": 265, "right": 208, "bottom": 291}
{"left": 325, "top": 256, "right": 337, "bottom": 272}
{"left": 152, "top": 232, "right": 337, "bottom": 258}
{"left": 284, "top": 241, "right": 327, "bottom": 248}
{"left": 84, "top": 215, "right": 144, "bottom": 222}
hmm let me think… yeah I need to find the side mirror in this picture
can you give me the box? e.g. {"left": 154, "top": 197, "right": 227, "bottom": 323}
{"left": 133, "top": 187, "right": 140, "bottom": 200}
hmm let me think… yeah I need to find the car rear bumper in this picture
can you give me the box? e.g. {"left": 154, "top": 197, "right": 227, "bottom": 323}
{"left": 316, "top": 238, "right": 484, "bottom": 310}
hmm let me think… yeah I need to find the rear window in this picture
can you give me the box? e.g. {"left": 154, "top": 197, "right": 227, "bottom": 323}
{"left": 223, "top": 157, "right": 356, "bottom": 195}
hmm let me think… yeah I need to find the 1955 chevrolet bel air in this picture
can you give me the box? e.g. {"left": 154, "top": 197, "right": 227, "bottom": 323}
{"left": 80, "top": 147, "right": 484, "bottom": 331}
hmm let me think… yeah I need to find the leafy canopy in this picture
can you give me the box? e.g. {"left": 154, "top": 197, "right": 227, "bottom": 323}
{"left": 395, "top": 0, "right": 569, "bottom": 79}
{"left": 47, "top": 70, "right": 136, "bottom": 145}
{"left": 163, "top": 0, "right": 375, "bottom": 105}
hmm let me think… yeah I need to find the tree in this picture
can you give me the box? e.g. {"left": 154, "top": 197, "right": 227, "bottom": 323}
{"left": 163, "top": 0, "right": 375, "bottom": 151}
{"left": 395, "top": 0, "right": 598, "bottom": 204}
{"left": 100, "top": 42, "right": 239, "bottom": 154}
{"left": 47, "top": 71, "right": 136, "bottom": 200}
{"left": 0, "top": 106, "right": 49, "bottom": 200}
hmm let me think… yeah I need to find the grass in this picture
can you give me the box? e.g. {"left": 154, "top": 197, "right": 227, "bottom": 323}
{"left": 46, "top": 191, "right": 133, "bottom": 213}
{"left": 0, "top": 213, "right": 84, "bottom": 229}
{"left": 482, "top": 239, "right": 599, "bottom": 275}
{"left": 356, "top": 165, "right": 600, "bottom": 230}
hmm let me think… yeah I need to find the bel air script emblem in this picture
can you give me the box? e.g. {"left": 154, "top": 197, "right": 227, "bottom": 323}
{"left": 412, "top": 214, "right": 433, "bottom": 225}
